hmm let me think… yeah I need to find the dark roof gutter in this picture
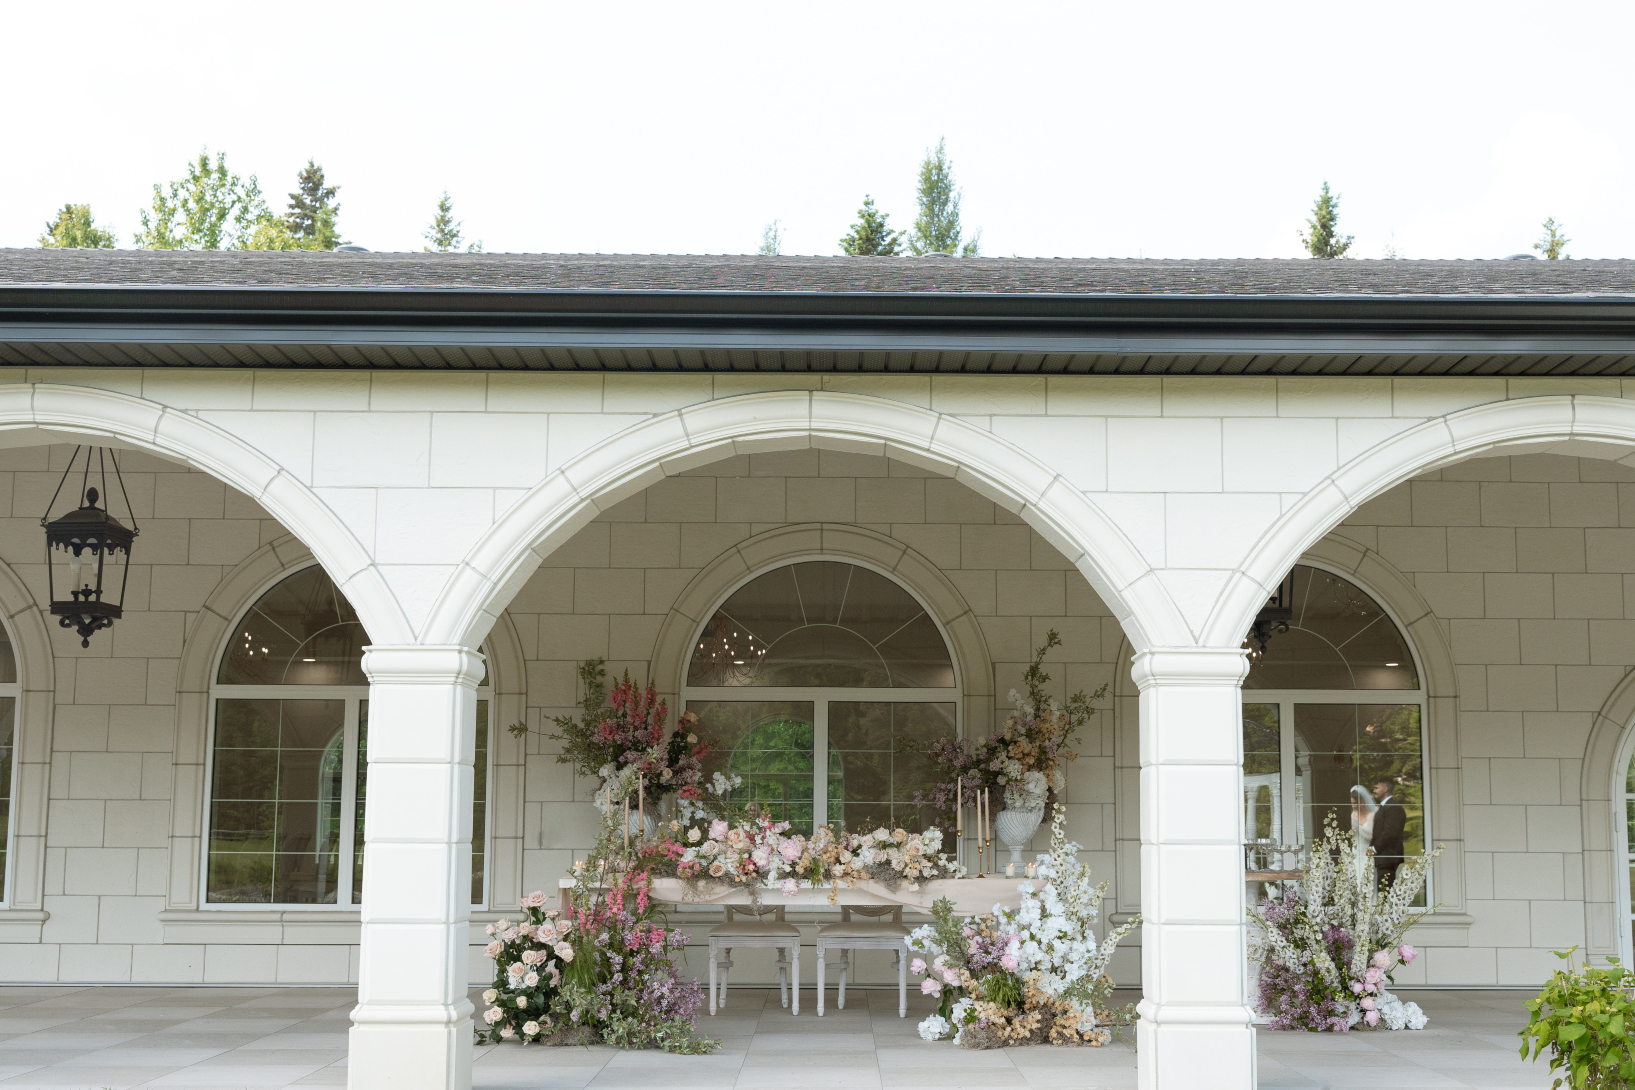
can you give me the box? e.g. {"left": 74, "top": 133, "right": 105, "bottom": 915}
{"left": 4, "top": 284, "right": 1635, "bottom": 356}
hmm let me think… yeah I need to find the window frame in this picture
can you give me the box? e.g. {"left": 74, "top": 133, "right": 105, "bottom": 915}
{"left": 1616, "top": 729, "right": 1635, "bottom": 967}
{"left": 680, "top": 557, "right": 962, "bottom": 830}
{"left": 0, "top": 619, "right": 20, "bottom": 909}
{"left": 1242, "top": 562, "right": 1430, "bottom": 885}
{"left": 200, "top": 564, "right": 493, "bottom": 911}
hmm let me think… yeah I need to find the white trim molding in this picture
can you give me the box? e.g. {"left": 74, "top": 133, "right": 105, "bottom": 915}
{"left": 0, "top": 554, "right": 53, "bottom": 941}
{"left": 421, "top": 390, "right": 1190, "bottom": 654}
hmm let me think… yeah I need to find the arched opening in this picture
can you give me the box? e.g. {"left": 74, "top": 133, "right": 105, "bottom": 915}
{"left": 683, "top": 559, "right": 959, "bottom": 835}
{"left": 204, "top": 564, "right": 494, "bottom": 907}
{"left": 0, "top": 619, "right": 19, "bottom": 905}
{"left": 1242, "top": 563, "right": 1427, "bottom": 890}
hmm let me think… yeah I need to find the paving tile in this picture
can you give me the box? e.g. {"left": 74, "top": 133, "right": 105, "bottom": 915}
{"left": 144, "top": 1063, "right": 331, "bottom": 1086}
{"left": 0, "top": 1064, "right": 178, "bottom": 1087}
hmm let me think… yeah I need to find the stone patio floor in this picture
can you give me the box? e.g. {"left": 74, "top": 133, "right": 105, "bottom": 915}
{"left": 0, "top": 985, "right": 1540, "bottom": 1089}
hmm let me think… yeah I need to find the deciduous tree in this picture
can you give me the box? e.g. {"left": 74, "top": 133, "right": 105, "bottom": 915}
{"left": 1298, "top": 181, "right": 1353, "bottom": 258}
{"left": 838, "top": 196, "right": 904, "bottom": 256}
{"left": 38, "top": 204, "right": 115, "bottom": 248}
{"left": 758, "top": 219, "right": 784, "bottom": 256}
{"left": 134, "top": 149, "right": 270, "bottom": 250}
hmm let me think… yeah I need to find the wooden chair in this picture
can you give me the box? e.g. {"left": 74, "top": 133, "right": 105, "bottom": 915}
{"left": 707, "top": 904, "right": 801, "bottom": 1016}
{"left": 815, "top": 905, "right": 909, "bottom": 1017}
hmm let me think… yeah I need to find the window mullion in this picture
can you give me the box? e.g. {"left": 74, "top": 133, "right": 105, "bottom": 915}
{"left": 813, "top": 697, "right": 829, "bottom": 829}
{"left": 339, "top": 696, "right": 360, "bottom": 907}
{"left": 1280, "top": 700, "right": 1298, "bottom": 846}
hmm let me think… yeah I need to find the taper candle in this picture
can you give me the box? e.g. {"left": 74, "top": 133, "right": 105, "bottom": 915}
{"left": 638, "top": 776, "right": 645, "bottom": 845}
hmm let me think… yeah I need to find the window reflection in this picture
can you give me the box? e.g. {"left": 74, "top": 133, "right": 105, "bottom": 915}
{"left": 1244, "top": 566, "right": 1417, "bottom": 691}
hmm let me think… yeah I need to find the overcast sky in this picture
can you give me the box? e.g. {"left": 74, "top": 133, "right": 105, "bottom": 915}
{"left": 4, "top": 1, "right": 1630, "bottom": 260}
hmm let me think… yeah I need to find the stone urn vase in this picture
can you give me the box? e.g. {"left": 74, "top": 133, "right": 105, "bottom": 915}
{"left": 994, "top": 804, "right": 1045, "bottom": 867}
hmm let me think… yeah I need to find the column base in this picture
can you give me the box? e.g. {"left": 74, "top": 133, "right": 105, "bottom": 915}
{"left": 348, "top": 1016, "right": 473, "bottom": 1090}
{"left": 1136, "top": 1006, "right": 1256, "bottom": 1090}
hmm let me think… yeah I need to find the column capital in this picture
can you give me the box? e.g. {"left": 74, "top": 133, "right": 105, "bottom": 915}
{"left": 1130, "top": 646, "right": 1248, "bottom": 689}
{"left": 362, "top": 644, "right": 486, "bottom": 687}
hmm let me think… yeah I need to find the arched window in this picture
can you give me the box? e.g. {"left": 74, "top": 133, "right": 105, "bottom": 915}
{"left": 0, "top": 624, "right": 18, "bottom": 905}
{"left": 684, "top": 560, "right": 958, "bottom": 835}
{"left": 1242, "top": 565, "right": 1426, "bottom": 874}
{"left": 205, "top": 566, "right": 491, "bottom": 907}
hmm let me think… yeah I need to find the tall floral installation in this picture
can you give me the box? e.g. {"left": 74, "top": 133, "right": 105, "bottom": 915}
{"left": 1249, "top": 816, "right": 1442, "bottom": 1032}
{"left": 907, "top": 806, "right": 1137, "bottom": 1048}
{"left": 922, "top": 631, "right": 1106, "bottom": 818}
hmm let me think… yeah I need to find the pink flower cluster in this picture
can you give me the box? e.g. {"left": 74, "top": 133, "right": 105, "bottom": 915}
{"left": 1346, "top": 945, "right": 1418, "bottom": 1025}
{"left": 478, "top": 894, "right": 577, "bottom": 1044}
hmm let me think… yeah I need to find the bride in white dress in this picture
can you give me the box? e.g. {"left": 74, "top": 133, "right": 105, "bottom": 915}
{"left": 1349, "top": 784, "right": 1378, "bottom": 883}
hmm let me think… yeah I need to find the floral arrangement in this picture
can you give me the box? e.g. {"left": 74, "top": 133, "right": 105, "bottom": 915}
{"left": 909, "top": 805, "right": 1137, "bottom": 1048}
{"left": 476, "top": 893, "right": 579, "bottom": 1045}
{"left": 518, "top": 659, "right": 709, "bottom": 802}
{"left": 666, "top": 814, "right": 960, "bottom": 896}
{"left": 1249, "top": 815, "right": 1440, "bottom": 1032}
{"left": 922, "top": 631, "right": 1106, "bottom": 814}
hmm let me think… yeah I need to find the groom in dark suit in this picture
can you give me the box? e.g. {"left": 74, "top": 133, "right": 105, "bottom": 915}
{"left": 1371, "top": 778, "right": 1406, "bottom": 891}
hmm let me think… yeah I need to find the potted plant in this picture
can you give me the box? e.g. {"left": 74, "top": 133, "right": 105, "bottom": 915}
{"left": 1520, "top": 947, "right": 1635, "bottom": 1089}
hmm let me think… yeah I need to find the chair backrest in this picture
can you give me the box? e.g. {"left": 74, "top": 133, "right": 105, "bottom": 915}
{"left": 840, "top": 905, "right": 902, "bottom": 925}
{"left": 724, "top": 904, "right": 786, "bottom": 924}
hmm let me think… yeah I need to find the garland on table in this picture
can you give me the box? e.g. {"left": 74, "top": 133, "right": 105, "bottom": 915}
{"left": 1248, "top": 814, "right": 1441, "bottom": 1032}
{"left": 908, "top": 804, "right": 1138, "bottom": 1048}
{"left": 921, "top": 631, "right": 1107, "bottom": 813}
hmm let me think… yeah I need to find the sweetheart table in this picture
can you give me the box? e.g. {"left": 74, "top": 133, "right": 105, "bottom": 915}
{"left": 556, "top": 874, "right": 1039, "bottom": 916}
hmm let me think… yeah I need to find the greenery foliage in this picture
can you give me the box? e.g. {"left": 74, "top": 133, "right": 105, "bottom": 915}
{"left": 283, "top": 160, "right": 345, "bottom": 250}
{"left": 1536, "top": 217, "right": 1571, "bottom": 260}
{"left": 38, "top": 204, "right": 115, "bottom": 248}
{"left": 758, "top": 219, "right": 784, "bottom": 256}
{"left": 911, "top": 138, "right": 980, "bottom": 256}
{"left": 1299, "top": 180, "right": 1353, "bottom": 259}
{"left": 839, "top": 195, "right": 905, "bottom": 255}
{"left": 134, "top": 149, "right": 273, "bottom": 250}
{"left": 1519, "top": 947, "right": 1635, "bottom": 1089}
{"left": 425, "top": 190, "right": 482, "bottom": 252}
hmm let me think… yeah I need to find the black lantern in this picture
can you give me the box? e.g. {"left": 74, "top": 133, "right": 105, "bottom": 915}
{"left": 41, "top": 447, "right": 139, "bottom": 647}
{"left": 1246, "top": 570, "right": 1296, "bottom": 657}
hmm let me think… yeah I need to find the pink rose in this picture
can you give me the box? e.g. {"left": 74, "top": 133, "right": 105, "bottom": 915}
{"left": 1398, "top": 943, "right": 1417, "bottom": 964}
{"left": 910, "top": 958, "right": 927, "bottom": 975}
{"left": 920, "top": 978, "right": 942, "bottom": 996}
{"left": 483, "top": 941, "right": 503, "bottom": 958}
{"left": 521, "top": 891, "right": 547, "bottom": 909}
{"left": 1364, "top": 1010, "right": 1380, "bottom": 1027}
{"left": 500, "top": 1024, "right": 515, "bottom": 1039}
{"left": 523, "top": 972, "right": 539, "bottom": 987}
{"left": 506, "top": 963, "right": 526, "bottom": 979}
{"left": 554, "top": 942, "right": 574, "bottom": 962}
{"left": 483, "top": 1007, "right": 503, "bottom": 1024}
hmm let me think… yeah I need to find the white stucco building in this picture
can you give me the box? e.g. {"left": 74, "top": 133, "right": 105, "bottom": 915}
{"left": 2, "top": 249, "right": 1634, "bottom": 1089}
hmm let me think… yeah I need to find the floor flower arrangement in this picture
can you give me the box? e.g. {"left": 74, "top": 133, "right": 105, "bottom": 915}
{"left": 1249, "top": 815, "right": 1441, "bottom": 1032}
{"left": 908, "top": 805, "right": 1137, "bottom": 1048}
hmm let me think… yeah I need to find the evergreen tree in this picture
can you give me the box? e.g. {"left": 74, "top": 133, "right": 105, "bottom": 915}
{"left": 134, "top": 149, "right": 270, "bottom": 250}
{"left": 758, "top": 219, "right": 784, "bottom": 255}
{"left": 838, "top": 195, "right": 904, "bottom": 256}
{"left": 1534, "top": 217, "right": 1570, "bottom": 260}
{"left": 910, "top": 138, "right": 981, "bottom": 256}
{"left": 1298, "top": 181, "right": 1353, "bottom": 258}
{"left": 38, "top": 204, "right": 115, "bottom": 248}
{"left": 424, "top": 191, "right": 482, "bottom": 252}
{"left": 283, "top": 160, "right": 344, "bottom": 250}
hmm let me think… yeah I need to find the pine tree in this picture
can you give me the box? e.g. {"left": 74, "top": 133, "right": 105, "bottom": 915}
{"left": 1298, "top": 181, "right": 1353, "bottom": 259}
{"left": 39, "top": 204, "right": 116, "bottom": 248}
{"left": 758, "top": 219, "right": 784, "bottom": 256}
{"left": 284, "top": 160, "right": 344, "bottom": 250}
{"left": 838, "top": 196, "right": 904, "bottom": 256}
{"left": 1534, "top": 217, "right": 1570, "bottom": 260}
{"left": 910, "top": 138, "right": 981, "bottom": 256}
{"left": 134, "top": 149, "right": 270, "bottom": 250}
{"left": 424, "top": 191, "right": 482, "bottom": 253}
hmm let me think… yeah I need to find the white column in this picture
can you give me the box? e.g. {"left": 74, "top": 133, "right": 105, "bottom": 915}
{"left": 1132, "top": 647, "right": 1256, "bottom": 1090}
{"left": 349, "top": 645, "right": 484, "bottom": 1090}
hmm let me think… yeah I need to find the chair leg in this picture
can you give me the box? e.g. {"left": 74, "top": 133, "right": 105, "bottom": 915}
{"left": 778, "top": 948, "right": 789, "bottom": 1009}
{"left": 816, "top": 945, "right": 826, "bottom": 1017}
{"left": 719, "top": 950, "right": 731, "bottom": 1009}
{"left": 838, "top": 950, "right": 849, "bottom": 1010}
{"left": 709, "top": 943, "right": 718, "bottom": 1016}
{"left": 897, "top": 947, "right": 907, "bottom": 1018}
{"left": 791, "top": 942, "right": 800, "bottom": 1016}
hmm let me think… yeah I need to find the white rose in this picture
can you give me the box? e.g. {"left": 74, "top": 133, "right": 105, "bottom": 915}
{"left": 524, "top": 972, "right": 539, "bottom": 987}
{"left": 482, "top": 989, "right": 498, "bottom": 1004}
{"left": 515, "top": 995, "right": 528, "bottom": 1008}
{"left": 523, "top": 1020, "right": 540, "bottom": 1036}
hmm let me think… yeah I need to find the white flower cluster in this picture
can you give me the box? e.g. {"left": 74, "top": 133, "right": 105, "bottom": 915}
{"left": 677, "top": 771, "right": 742, "bottom": 825}
{"left": 1371, "top": 989, "right": 1428, "bottom": 1031}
